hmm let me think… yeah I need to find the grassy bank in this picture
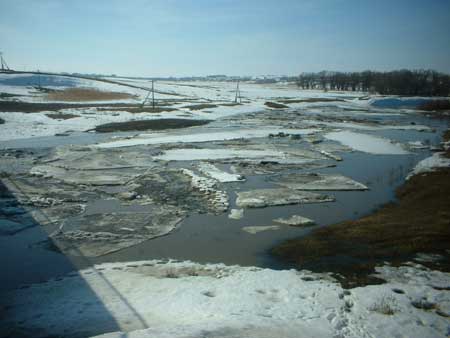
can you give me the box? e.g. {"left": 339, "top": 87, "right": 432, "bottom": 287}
{"left": 272, "top": 132, "right": 450, "bottom": 288}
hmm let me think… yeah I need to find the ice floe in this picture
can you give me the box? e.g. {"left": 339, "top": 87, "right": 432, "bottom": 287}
{"left": 325, "top": 130, "right": 410, "bottom": 155}
{"left": 94, "top": 128, "right": 319, "bottom": 149}
{"left": 242, "top": 225, "right": 281, "bottom": 234}
{"left": 273, "top": 215, "right": 315, "bottom": 226}
{"left": 236, "top": 188, "right": 334, "bottom": 208}
{"left": 156, "top": 148, "right": 284, "bottom": 162}
{"left": 271, "top": 173, "right": 368, "bottom": 191}
{"left": 180, "top": 168, "right": 229, "bottom": 212}
{"left": 228, "top": 208, "right": 244, "bottom": 220}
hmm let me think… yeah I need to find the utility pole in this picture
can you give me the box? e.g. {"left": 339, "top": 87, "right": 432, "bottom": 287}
{"left": 141, "top": 90, "right": 150, "bottom": 108}
{"left": 141, "top": 80, "right": 156, "bottom": 110}
{"left": 0, "top": 52, "right": 10, "bottom": 71}
{"left": 152, "top": 80, "right": 155, "bottom": 109}
{"left": 235, "top": 80, "right": 241, "bottom": 103}
{"left": 37, "top": 69, "right": 42, "bottom": 89}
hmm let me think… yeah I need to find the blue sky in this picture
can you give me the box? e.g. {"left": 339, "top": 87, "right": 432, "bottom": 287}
{"left": 1, "top": 0, "right": 449, "bottom": 76}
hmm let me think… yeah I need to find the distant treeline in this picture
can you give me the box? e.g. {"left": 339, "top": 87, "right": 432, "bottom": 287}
{"left": 297, "top": 70, "right": 450, "bottom": 96}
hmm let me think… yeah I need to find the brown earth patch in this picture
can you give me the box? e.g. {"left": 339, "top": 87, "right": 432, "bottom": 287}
{"left": 46, "top": 88, "right": 137, "bottom": 102}
{"left": 442, "top": 129, "right": 450, "bottom": 143}
{"left": 0, "top": 101, "right": 141, "bottom": 112}
{"left": 419, "top": 99, "right": 450, "bottom": 111}
{"left": 45, "top": 113, "right": 80, "bottom": 120}
{"left": 219, "top": 102, "right": 242, "bottom": 107}
{"left": 272, "top": 168, "right": 450, "bottom": 288}
{"left": 182, "top": 104, "right": 218, "bottom": 110}
{"left": 265, "top": 101, "right": 288, "bottom": 109}
{"left": 97, "top": 107, "right": 177, "bottom": 114}
{"left": 94, "top": 118, "right": 210, "bottom": 133}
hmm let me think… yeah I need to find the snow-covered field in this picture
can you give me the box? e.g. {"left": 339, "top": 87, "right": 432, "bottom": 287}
{"left": 0, "top": 72, "right": 430, "bottom": 143}
{"left": 1, "top": 259, "right": 449, "bottom": 338}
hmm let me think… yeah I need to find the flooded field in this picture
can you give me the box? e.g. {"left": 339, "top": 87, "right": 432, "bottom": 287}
{"left": 0, "top": 76, "right": 447, "bottom": 292}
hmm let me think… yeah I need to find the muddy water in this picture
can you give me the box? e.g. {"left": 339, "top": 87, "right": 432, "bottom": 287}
{"left": 92, "top": 150, "right": 426, "bottom": 269}
{"left": 0, "top": 111, "right": 447, "bottom": 291}
{"left": 92, "top": 115, "right": 446, "bottom": 269}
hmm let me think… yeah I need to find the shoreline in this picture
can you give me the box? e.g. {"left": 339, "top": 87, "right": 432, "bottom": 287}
{"left": 271, "top": 130, "right": 450, "bottom": 288}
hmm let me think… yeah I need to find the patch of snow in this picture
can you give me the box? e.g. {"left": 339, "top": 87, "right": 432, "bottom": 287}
{"left": 407, "top": 140, "right": 427, "bottom": 148}
{"left": 0, "top": 109, "right": 156, "bottom": 142}
{"left": 2, "top": 260, "right": 449, "bottom": 338}
{"left": 407, "top": 152, "right": 450, "bottom": 179}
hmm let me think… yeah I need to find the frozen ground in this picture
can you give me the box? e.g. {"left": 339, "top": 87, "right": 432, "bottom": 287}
{"left": 1, "top": 259, "right": 449, "bottom": 338}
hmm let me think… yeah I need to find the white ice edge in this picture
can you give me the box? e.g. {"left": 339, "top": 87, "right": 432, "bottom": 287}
{"left": 94, "top": 128, "right": 319, "bottom": 148}
{"left": 407, "top": 152, "right": 450, "bottom": 179}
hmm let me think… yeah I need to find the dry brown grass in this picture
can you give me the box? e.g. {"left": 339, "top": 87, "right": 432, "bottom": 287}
{"left": 46, "top": 88, "right": 136, "bottom": 102}
{"left": 94, "top": 118, "right": 210, "bottom": 133}
{"left": 443, "top": 130, "right": 450, "bottom": 143}
{"left": 182, "top": 103, "right": 218, "bottom": 110}
{"left": 97, "top": 106, "right": 177, "bottom": 114}
{"left": 419, "top": 99, "right": 450, "bottom": 111}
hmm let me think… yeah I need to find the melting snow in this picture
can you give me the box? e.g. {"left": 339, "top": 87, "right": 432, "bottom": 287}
{"left": 407, "top": 152, "right": 450, "bottom": 179}
{"left": 1, "top": 260, "right": 449, "bottom": 338}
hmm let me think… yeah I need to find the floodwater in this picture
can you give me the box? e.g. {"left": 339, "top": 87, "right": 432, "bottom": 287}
{"left": 92, "top": 150, "right": 426, "bottom": 269}
{"left": 0, "top": 110, "right": 447, "bottom": 292}
{"left": 0, "top": 74, "right": 79, "bottom": 87}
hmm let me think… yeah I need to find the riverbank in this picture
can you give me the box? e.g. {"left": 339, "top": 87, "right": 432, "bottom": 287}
{"left": 272, "top": 131, "right": 450, "bottom": 288}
